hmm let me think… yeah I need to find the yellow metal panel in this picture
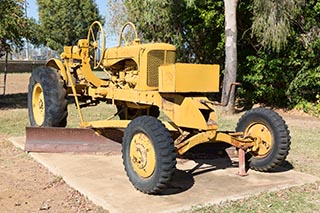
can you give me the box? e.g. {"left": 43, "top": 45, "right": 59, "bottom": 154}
{"left": 176, "top": 130, "right": 216, "bottom": 155}
{"left": 136, "top": 43, "right": 176, "bottom": 91}
{"left": 46, "top": 59, "right": 68, "bottom": 83}
{"left": 159, "top": 63, "right": 220, "bottom": 93}
{"left": 82, "top": 120, "right": 130, "bottom": 128}
{"left": 81, "top": 117, "right": 177, "bottom": 131}
{"left": 161, "top": 95, "right": 218, "bottom": 130}
{"left": 102, "top": 45, "right": 140, "bottom": 68}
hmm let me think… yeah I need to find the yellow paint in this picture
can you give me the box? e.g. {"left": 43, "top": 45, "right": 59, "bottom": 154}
{"left": 83, "top": 120, "right": 130, "bottom": 128}
{"left": 244, "top": 122, "right": 273, "bottom": 158}
{"left": 65, "top": 63, "right": 85, "bottom": 126}
{"left": 130, "top": 133, "right": 156, "bottom": 178}
{"left": 159, "top": 63, "right": 220, "bottom": 93}
{"left": 32, "top": 83, "right": 45, "bottom": 126}
{"left": 177, "top": 130, "right": 217, "bottom": 154}
{"left": 46, "top": 21, "right": 230, "bottom": 145}
{"left": 161, "top": 95, "right": 218, "bottom": 130}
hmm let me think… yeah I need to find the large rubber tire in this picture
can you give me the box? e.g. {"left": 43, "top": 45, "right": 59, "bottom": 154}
{"left": 236, "top": 108, "right": 291, "bottom": 172}
{"left": 28, "top": 66, "right": 67, "bottom": 127}
{"left": 122, "top": 116, "right": 176, "bottom": 194}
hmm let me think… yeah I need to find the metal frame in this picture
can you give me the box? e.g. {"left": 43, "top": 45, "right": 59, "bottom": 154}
{"left": 43, "top": 21, "right": 259, "bottom": 157}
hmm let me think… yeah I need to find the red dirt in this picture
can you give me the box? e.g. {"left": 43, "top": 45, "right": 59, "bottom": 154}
{"left": 0, "top": 73, "right": 107, "bottom": 212}
{"left": 0, "top": 73, "right": 30, "bottom": 94}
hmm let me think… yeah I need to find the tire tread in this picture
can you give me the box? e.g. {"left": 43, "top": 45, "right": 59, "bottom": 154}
{"left": 236, "top": 108, "right": 291, "bottom": 172}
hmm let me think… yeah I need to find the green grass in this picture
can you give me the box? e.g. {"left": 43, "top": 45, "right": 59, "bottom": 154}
{"left": 187, "top": 182, "right": 320, "bottom": 213}
{"left": 0, "top": 100, "right": 319, "bottom": 212}
{"left": 0, "top": 109, "right": 29, "bottom": 136}
{"left": 288, "top": 127, "right": 320, "bottom": 176}
{"left": 66, "top": 102, "right": 117, "bottom": 128}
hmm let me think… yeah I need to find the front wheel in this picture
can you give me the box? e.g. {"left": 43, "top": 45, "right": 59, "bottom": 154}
{"left": 28, "top": 66, "right": 68, "bottom": 127}
{"left": 236, "top": 108, "right": 291, "bottom": 172}
{"left": 122, "top": 116, "right": 176, "bottom": 194}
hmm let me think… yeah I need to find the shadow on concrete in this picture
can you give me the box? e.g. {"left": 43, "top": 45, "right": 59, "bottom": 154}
{"left": 159, "top": 169, "right": 195, "bottom": 195}
{"left": 270, "top": 160, "right": 294, "bottom": 173}
{"left": 243, "top": 152, "right": 294, "bottom": 173}
{"left": 0, "top": 93, "right": 27, "bottom": 109}
{"left": 161, "top": 142, "right": 295, "bottom": 195}
{"left": 159, "top": 156, "right": 236, "bottom": 195}
{"left": 158, "top": 143, "right": 238, "bottom": 195}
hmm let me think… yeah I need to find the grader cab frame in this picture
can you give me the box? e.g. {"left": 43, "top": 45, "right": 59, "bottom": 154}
{"left": 26, "top": 21, "right": 291, "bottom": 194}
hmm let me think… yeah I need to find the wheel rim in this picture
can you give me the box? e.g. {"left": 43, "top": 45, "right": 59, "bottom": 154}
{"left": 32, "top": 83, "right": 45, "bottom": 125}
{"left": 245, "top": 122, "right": 273, "bottom": 158}
{"left": 129, "top": 132, "right": 156, "bottom": 178}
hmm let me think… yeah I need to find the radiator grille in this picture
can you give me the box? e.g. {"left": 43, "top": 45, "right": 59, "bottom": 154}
{"left": 147, "top": 50, "right": 175, "bottom": 87}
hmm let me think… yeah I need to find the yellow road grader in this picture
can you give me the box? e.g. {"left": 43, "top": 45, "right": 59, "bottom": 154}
{"left": 27, "top": 21, "right": 291, "bottom": 194}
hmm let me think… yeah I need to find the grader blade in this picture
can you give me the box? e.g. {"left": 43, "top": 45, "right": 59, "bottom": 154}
{"left": 25, "top": 127, "right": 122, "bottom": 153}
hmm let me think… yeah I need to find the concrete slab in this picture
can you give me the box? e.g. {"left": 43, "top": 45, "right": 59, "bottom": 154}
{"left": 9, "top": 137, "right": 319, "bottom": 213}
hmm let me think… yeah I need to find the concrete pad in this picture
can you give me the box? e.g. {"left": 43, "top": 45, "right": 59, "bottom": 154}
{"left": 9, "top": 137, "right": 319, "bottom": 213}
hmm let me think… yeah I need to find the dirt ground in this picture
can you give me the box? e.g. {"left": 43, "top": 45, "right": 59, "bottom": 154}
{"left": 0, "top": 137, "right": 106, "bottom": 213}
{"left": 0, "top": 73, "right": 106, "bottom": 212}
{"left": 0, "top": 73, "right": 319, "bottom": 212}
{"left": 0, "top": 73, "right": 31, "bottom": 94}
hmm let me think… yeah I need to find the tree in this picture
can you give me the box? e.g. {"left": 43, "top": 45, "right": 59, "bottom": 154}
{"left": 0, "top": 0, "right": 27, "bottom": 57}
{"left": 221, "top": 0, "right": 238, "bottom": 113}
{"left": 0, "top": 0, "right": 27, "bottom": 95}
{"left": 37, "top": 0, "right": 103, "bottom": 51}
{"left": 108, "top": 0, "right": 225, "bottom": 64}
{"left": 221, "top": 0, "right": 304, "bottom": 113}
{"left": 26, "top": 17, "right": 45, "bottom": 48}
{"left": 252, "top": 0, "right": 304, "bottom": 52}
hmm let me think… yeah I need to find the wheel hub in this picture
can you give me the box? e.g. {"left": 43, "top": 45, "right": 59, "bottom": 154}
{"left": 246, "top": 123, "right": 273, "bottom": 157}
{"left": 32, "top": 83, "right": 45, "bottom": 125}
{"left": 130, "top": 133, "right": 156, "bottom": 178}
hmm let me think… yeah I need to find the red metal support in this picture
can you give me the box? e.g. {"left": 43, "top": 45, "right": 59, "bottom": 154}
{"left": 238, "top": 148, "right": 248, "bottom": 176}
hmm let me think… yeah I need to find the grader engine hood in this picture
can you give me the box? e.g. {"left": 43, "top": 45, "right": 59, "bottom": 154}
{"left": 102, "top": 43, "right": 176, "bottom": 91}
{"left": 102, "top": 43, "right": 176, "bottom": 68}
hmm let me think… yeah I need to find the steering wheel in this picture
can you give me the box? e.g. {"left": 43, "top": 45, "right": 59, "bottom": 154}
{"left": 118, "top": 22, "right": 139, "bottom": 47}
{"left": 87, "top": 21, "right": 105, "bottom": 69}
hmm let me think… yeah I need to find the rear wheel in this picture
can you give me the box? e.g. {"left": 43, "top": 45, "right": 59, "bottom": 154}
{"left": 28, "top": 66, "right": 67, "bottom": 127}
{"left": 236, "top": 108, "right": 291, "bottom": 171}
{"left": 122, "top": 116, "right": 176, "bottom": 194}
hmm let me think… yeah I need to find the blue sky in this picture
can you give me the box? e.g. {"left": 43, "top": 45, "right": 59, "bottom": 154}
{"left": 26, "top": 0, "right": 108, "bottom": 19}
{"left": 26, "top": 0, "right": 118, "bottom": 46}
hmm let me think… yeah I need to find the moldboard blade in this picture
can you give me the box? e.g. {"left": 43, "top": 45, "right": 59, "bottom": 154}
{"left": 25, "top": 127, "right": 122, "bottom": 153}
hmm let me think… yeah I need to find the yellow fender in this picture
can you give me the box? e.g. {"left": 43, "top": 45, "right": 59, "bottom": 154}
{"left": 46, "top": 59, "right": 68, "bottom": 84}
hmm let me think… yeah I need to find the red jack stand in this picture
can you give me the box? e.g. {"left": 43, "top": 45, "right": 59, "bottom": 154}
{"left": 238, "top": 148, "right": 248, "bottom": 176}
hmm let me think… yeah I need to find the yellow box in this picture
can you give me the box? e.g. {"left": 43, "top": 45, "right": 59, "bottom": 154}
{"left": 158, "top": 63, "right": 220, "bottom": 93}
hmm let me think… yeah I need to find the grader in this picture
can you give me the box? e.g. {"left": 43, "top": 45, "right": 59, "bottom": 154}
{"left": 27, "top": 21, "right": 291, "bottom": 194}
